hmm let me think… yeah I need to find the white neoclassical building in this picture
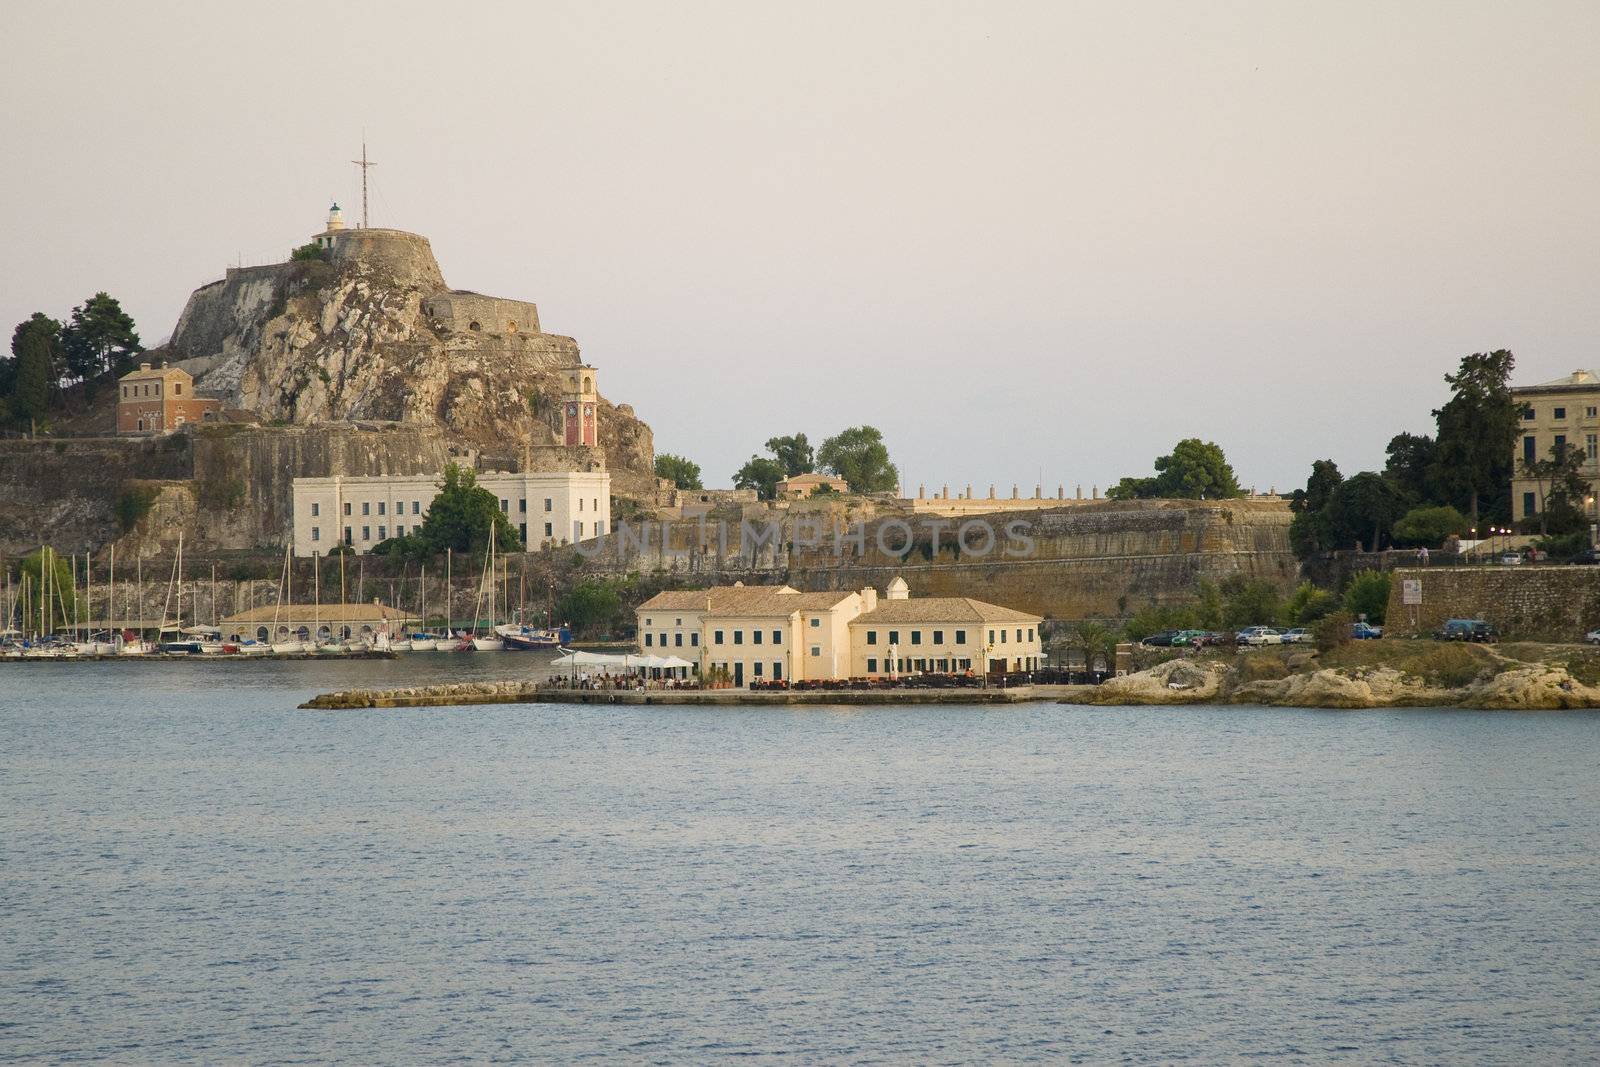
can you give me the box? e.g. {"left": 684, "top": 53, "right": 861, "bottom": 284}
{"left": 291, "top": 471, "right": 610, "bottom": 556}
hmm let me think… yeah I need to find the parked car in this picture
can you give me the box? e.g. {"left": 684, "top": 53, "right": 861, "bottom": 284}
{"left": 1350, "top": 622, "right": 1384, "bottom": 640}
{"left": 1434, "top": 618, "right": 1499, "bottom": 643}
{"left": 1193, "top": 631, "right": 1237, "bottom": 648}
{"left": 1236, "top": 626, "right": 1283, "bottom": 646}
{"left": 1571, "top": 548, "right": 1600, "bottom": 566}
{"left": 1279, "top": 627, "right": 1311, "bottom": 645}
{"left": 1498, "top": 553, "right": 1523, "bottom": 565}
{"left": 1586, "top": 628, "right": 1600, "bottom": 645}
{"left": 1171, "top": 629, "right": 1208, "bottom": 647}
{"left": 1140, "top": 630, "right": 1180, "bottom": 648}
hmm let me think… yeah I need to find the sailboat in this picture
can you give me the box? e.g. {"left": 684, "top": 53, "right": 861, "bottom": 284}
{"left": 469, "top": 537, "right": 504, "bottom": 651}
{"left": 116, "top": 549, "right": 153, "bottom": 655}
{"left": 156, "top": 536, "right": 205, "bottom": 654}
{"left": 270, "top": 546, "right": 307, "bottom": 654}
{"left": 407, "top": 564, "right": 441, "bottom": 650}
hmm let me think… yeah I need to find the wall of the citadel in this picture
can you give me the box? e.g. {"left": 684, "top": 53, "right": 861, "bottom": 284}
{"left": 166, "top": 264, "right": 292, "bottom": 367}
{"left": 0, "top": 426, "right": 470, "bottom": 557}
{"left": 0, "top": 437, "right": 194, "bottom": 556}
{"left": 572, "top": 499, "right": 1296, "bottom": 621}
{"left": 425, "top": 293, "right": 541, "bottom": 335}
{"left": 1381, "top": 566, "right": 1600, "bottom": 641}
{"left": 326, "top": 228, "right": 446, "bottom": 289}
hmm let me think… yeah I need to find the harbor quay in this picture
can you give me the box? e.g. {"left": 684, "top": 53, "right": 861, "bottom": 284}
{"left": 299, "top": 681, "right": 1073, "bottom": 710}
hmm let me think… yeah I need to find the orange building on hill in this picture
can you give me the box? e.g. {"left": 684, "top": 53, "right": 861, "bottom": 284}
{"left": 117, "top": 362, "right": 221, "bottom": 434}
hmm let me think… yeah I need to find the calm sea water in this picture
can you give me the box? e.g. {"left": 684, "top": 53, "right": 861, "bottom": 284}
{"left": 3, "top": 658, "right": 1599, "bottom": 1065}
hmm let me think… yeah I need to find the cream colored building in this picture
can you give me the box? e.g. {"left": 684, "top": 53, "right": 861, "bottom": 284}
{"left": 219, "top": 602, "right": 417, "bottom": 642}
{"left": 635, "top": 576, "right": 1042, "bottom": 686}
{"left": 636, "top": 583, "right": 870, "bottom": 686}
{"left": 1510, "top": 369, "right": 1600, "bottom": 522}
{"left": 848, "top": 579, "right": 1042, "bottom": 677}
{"left": 291, "top": 470, "right": 610, "bottom": 556}
{"left": 775, "top": 472, "right": 850, "bottom": 499}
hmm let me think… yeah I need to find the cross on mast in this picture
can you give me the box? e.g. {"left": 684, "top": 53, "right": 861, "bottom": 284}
{"left": 351, "top": 142, "right": 375, "bottom": 228}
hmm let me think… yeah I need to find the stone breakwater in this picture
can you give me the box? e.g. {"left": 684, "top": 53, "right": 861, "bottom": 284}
{"left": 1065, "top": 656, "right": 1600, "bottom": 710}
{"left": 300, "top": 682, "right": 1041, "bottom": 709}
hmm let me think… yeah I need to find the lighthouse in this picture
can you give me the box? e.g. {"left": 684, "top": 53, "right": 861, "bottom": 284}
{"left": 315, "top": 202, "right": 345, "bottom": 251}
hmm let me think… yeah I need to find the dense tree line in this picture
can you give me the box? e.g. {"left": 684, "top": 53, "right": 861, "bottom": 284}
{"left": 1288, "top": 350, "right": 1577, "bottom": 556}
{"left": 2, "top": 294, "right": 141, "bottom": 431}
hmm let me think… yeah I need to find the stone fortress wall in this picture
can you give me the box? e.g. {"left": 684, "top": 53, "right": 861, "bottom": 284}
{"left": 424, "top": 292, "right": 541, "bottom": 335}
{"left": 1382, "top": 566, "right": 1600, "bottom": 642}
{"left": 574, "top": 499, "right": 1297, "bottom": 621}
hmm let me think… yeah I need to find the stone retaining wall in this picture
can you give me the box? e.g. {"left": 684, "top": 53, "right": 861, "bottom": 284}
{"left": 1382, "top": 565, "right": 1600, "bottom": 641}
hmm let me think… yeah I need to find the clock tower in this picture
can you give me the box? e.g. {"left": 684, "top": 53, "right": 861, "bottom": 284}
{"left": 561, "top": 365, "right": 599, "bottom": 448}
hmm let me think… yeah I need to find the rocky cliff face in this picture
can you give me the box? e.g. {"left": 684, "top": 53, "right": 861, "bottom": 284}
{"left": 157, "top": 229, "right": 654, "bottom": 479}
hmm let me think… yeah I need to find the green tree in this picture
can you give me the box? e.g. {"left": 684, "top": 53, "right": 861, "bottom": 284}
{"left": 1431, "top": 349, "right": 1520, "bottom": 527}
{"left": 1391, "top": 505, "right": 1468, "bottom": 546}
{"left": 60, "top": 292, "right": 140, "bottom": 386}
{"left": 1288, "top": 459, "right": 1343, "bottom": 558}
{"left": 1312, "top": 609, "right": 1355, "bottom": 653}
{"left": 764, "top": 433, "right": 815, "bottom": 477}
{"left": 1325, "top": 471, "right": 1408, "bottom": 551}
{"left": 1285, "top": 580, "right": 1338, "bottom": 624}
{"left": 1067, "top": 620, "right": 1117, "bottom": 671}
{"left": 19, "top": 547, "right": 84, "bottom": 626}
{"left": 1520, "top": 441, "right": 1593, "bottom": 536}
{"left": 1219, "top": 575, "right": 1282, "bottom": 629}
{"left": 290, "top": 241, "right": 329, "bottom": 262}
{"left": 1105, "top": 476, "right": 1158, "bottom": 500}
{"left": 412, "top": 464, "right": 521, "bottom": 555}
{"left": 1343, "top": 570, "right": 1392, "bottom": 624}
{"left": 1108, "top": 438, "right": 1244, "bottom": 500}
{"left": 1384, "top": 432, "right": 1438, "bottom": 503}
{"left": 817, "top": 425, "right": 899, "bottom": 493}
{"left": 733, "top": 455, "right": 785, "bottom": 500}
{"left": 8, "top": 313, "right": 60, "bottom": 430}
{"left": 654, "top": 453, "right": 703, "bottom": 490}
{"left": 557, "top": 578, "right": 623, "bottom": 637}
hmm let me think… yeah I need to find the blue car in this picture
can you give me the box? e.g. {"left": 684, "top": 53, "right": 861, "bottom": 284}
{"left": 1350, "top": 622, "right": 1383, "bottom": 640}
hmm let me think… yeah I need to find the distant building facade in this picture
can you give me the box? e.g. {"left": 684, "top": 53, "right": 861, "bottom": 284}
{"left": 291, "top": 470, "right": 610, "bottom": 556}
{"left": 117, "top": 362, "right": 221, "bottom": 435}
{"left": 775, "top": 472, "right": 850, "bottom": 499}
{"left": 220, "top": 602, "right": 417, "bottom": 643}
{"left": 634, "top": 576, "right": 1042, "bottom": 686}
{"left": 847, "top": 577, "right": 1041, "bottom": 677}
{"left": 1511, "top": 369, "right": 1600, "bottom": 521}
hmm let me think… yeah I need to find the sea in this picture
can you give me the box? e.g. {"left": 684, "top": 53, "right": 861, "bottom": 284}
{"left": 3, "top": 657, "right": 1598, "bottom": 1064}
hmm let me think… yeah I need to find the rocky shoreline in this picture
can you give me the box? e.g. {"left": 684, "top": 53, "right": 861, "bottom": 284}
{"left": 1062, "top": 652, "right": 1600, "bottom": 710}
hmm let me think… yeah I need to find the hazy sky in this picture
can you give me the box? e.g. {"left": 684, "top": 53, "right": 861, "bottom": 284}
{"left": 5, "top": 1, "right": 1598, "bottom": 494}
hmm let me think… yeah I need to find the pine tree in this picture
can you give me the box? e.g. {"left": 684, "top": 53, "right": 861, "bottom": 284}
{"left": 61, "top": 292, "right": 140, "bottom": 391}
{"left": 8, "top": 313, "right": 61, "bottom": 431}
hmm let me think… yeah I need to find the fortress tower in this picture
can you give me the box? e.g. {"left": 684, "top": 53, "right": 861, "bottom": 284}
{"left": 561, "top": 365, "right": 598, "bottom": 447}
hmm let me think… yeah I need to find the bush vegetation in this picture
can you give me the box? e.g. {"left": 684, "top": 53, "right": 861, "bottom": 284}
{"left": 114, "top": 484, "right": 160, "bottom": 532}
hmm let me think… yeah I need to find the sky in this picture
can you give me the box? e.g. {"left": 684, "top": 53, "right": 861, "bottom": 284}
{"left": 4, "top": 0, "right": 1598, "bottom": 494}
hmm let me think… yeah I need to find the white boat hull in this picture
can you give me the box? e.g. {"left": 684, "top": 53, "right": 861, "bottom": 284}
{"left": 271, "top": 641, "right": 307, "bottom": 655}
{"left": 471, "top": 637, "right": 505, "bottom": 652}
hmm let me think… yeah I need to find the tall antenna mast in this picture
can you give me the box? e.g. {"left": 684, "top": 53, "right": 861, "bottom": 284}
{"left": 351, "top": 141, "right": 376, "bottom": 228}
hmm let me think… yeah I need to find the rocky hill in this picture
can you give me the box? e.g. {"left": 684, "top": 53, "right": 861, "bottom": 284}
{"left": 152, "top": 226, "right": 654, "bottom": 476}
